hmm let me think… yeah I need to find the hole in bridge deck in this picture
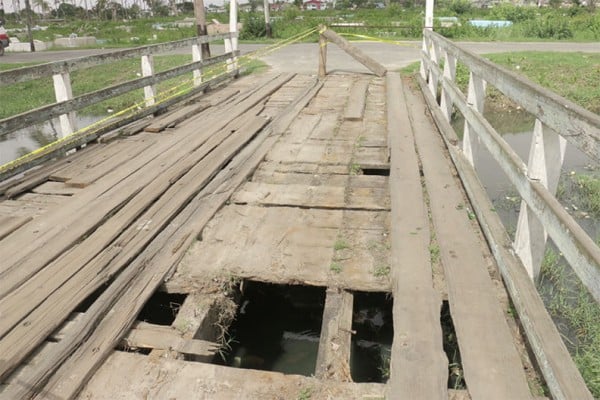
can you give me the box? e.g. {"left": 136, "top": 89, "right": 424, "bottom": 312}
{"left": 441, "top": 300, "right": 467, "bottom": 390}
{"left": 350, "top": 291, "right": 394, "bottom": 383}
{"left": 74, "top": 282, "right": 110, "bottom": 313}
{"left": 212, "top": 280, "right": 326, "bottom": 376}
{"left": 361, "top": 168, "right": 390, "bottom": 177}
{"left": 136, "top": 291, "right": 187, "bottom": 326}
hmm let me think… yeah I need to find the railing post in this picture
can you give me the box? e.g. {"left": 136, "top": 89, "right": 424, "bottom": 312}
{"left": 439, "top": 51, "right": 456, "bottom": 121}
{"left": 192, "top": 42, "right": 203, "bottom": 86}
{"left": 419, "top": 34, "right": 430, "bottom": 81}
{"left": 228, "top": 0, "right": 239, "bottom": 75}
{"left": 427, "top": 41, "right": 440, "bottom": 97}
{"left": 52, "top": 70, "right": 76, "bottom": 138}
{"left": 514, "top": 119, "right": 567, "bottom": 279}
{"left": 318, "top": 26, "right": 327, "bottom": 79}
{"left": 425, "top": 0, "right": 434, "bottom": 31}
{"left": 141, "top": 54, "right": 156, "bottom": 107}
{"left": 463, "top": 72, "right": 486, "bottom": 166}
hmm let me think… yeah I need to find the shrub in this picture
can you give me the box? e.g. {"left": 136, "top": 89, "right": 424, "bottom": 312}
{"left": 490, "top": 3, "right": 537, "bottom": 23}
{"left": 240, "top": 14, "right": 266, "bottom": 39}
{"left": 521, "top": 15, "right": 573, "bottom": 39}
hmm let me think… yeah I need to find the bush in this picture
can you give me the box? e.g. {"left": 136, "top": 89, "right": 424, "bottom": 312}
{"left": 521, "top": 15, "right": 573, "bottom": 39}
{"left": 490, "top": 3, "right": 537, "bottom": 22}
{"left": 448, "top": 0, "right": 472, "bottom": 15}
{"left": 240, "top": 14, "right": 266, "bottom": 39}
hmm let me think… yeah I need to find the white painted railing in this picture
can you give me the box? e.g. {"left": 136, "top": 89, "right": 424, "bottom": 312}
{"left": 419, "top": 29, "right": 600, "bottom": 400}
{"left": 420, "top": 29, "right": 600, "bottom": 300}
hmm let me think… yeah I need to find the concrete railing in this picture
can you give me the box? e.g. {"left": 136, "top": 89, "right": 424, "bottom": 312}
{"left": 419, "top": 29, "right": 599, "bottom": 400}
{"left": 0, "top": 32, "right": 239, "bottom": 140}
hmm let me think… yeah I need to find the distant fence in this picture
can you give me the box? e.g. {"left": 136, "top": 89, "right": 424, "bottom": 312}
{"left": 0, "top": 32, "right": 239, "bottom": 181}
{"left": 419, "top": 28, "right": 599, "bottom": 400}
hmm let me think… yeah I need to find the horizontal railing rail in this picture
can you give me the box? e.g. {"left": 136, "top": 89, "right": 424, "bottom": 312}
{"left": 0, "top": 33, "right": 234, "bottom": 86}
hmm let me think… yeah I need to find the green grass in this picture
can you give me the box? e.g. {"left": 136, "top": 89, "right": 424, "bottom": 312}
{"left": 538, "top": 247, "right": 600, "bottom": 397}
{"left": 373, "top": 264, "right": 390, "bottom": 278}
{"left": 334, "top": 238, "right": 350, "bottom": 251}
{"left": 330, "top": 262, "right": 343, "bottom": 274}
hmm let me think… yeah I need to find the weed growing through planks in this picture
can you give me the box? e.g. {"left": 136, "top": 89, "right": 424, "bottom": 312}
{"left": 330, "top": 262, "right": 343, "bottom": 274}
{"left": 297, "top": 387, "right": 313, "bottom": 400}
{"left": 349, "top": 163, "right": 362, "bottom": 175}
{"left": 334, "top": 238, "right": 350, "bottom": 251}
{"left": 538, "top": 247, "right": 600, "bottom": 397}
{"left": 429, "top": 244, "right": 440, "bottom": 265}
{"left": 373, "top": 264, "right": 390, "bottom": 278}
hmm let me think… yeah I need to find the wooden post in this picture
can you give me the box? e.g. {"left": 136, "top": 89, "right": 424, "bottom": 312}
{"left": 52, "top": 71, "right": 75, "bottom": 138}
{"left": 514, "top": 119, "right": 566, "bottom": 279}
{"left": 141, "top": 54, "right": 156, "bottom": 107}
{"left": 463, "top": 72, "right": 486, "bottom": 166}
{"left": 194, "top": 0, "right": 210, "bottom": 58}
{"left": 318, "top": 26, "right": 327, "bottom": 79}
{"left": 263, "top": 0, "right": 271, "bottom": 38}
{"left": 439, "top": 51, "right": 456, "bottom": 121}
{"left": 192, "top": 43, "right": 203, "bottom": 86}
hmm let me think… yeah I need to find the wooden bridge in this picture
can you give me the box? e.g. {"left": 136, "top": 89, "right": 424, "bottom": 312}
{"left": 0, "top": 22, "right": 599, "bottom": 400}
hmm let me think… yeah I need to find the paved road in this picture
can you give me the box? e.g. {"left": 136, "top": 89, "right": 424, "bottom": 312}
{"left": 3, "top": 41, "right": 599, "bottom": 74}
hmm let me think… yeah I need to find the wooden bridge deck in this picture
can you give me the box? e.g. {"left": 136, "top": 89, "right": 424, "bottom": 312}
{"left": 0, "top": 71, "right": 548, "bottom": 399}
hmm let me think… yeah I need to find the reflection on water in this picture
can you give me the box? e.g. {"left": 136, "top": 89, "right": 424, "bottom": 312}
{"left": 0, "top": 115, "right": 103, "bottom": 166}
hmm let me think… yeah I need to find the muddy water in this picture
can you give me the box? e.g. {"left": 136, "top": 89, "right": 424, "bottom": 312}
{"left": 0, "top": 115, "right": 103, "bottom": 166}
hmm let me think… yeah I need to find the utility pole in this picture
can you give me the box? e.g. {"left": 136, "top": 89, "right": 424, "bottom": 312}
{"left": 263, "top": 0, "right": 271, "bottom": 38}
{"left": 24, "top": 0, "right": 35, "bottom": 52}
{"left": 194, "top": 0, "right": 210, "bottom": 58}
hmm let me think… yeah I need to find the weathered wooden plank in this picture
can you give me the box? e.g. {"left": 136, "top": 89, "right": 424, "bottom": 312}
{"left": 386, "top": 73, "right": 448, "bottom": 399}
{"left": 76, "top": 352, "right": 385, "bottom": 399}
{"left": 0, "top": 113, "right": 269, "bottom": 378}
{"left": 0, "top": 76, "right": 318, "bottom": 393}
{"left": 315, "top": 289, "right": 353, "bottom": 380}
{"left": 344, "top": 79, "right": 369, "bottom": 121}
{"left": 26, "top": 81, "right": 319, "bottom": 400}
{"left": 418, "top": 75, "right": 593, "bottom": 400}
{"left": 49, "top": 141, "right": 123, "bottom": 182}
{"left": 408, "top": 78, "right": 532, "bottom": 399}
{"left": 123, "top": 324, "right": 219, "bottom": 357}
{"left": 32, "top": 181, "right": 79, "bottom": 196}
{"left": 232, "top": 181, "right": 389, "bottom": 210}
{"left": 0, "top": 145, "right": 92, "bottom": 199}
{"left": 65, "top": 138, "right": 156, "bottom": 188}
{"left": 0, "top": 74, "right": 293, "bottom": 299}
{"left": 0, "top": 215, "right": 32, "bottom": 240}
{"left": 320, "top": 28, "right": 387, "bottom": 78}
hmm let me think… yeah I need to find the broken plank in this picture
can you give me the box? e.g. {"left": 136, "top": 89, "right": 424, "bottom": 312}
{"left": 386, "top": 73, "right": 448, "bottom": 398}
{"left": 320, "top": 28, "right": 387, "bottom": 78}
{"left": 32, "top": 181, "right": 79, "bottom": 196}
{"left": 122, "top": 323, "right": 218, "bottom": 357}
{"left": 344, "top": 80, "right": 369, "bottom": 121}
{"left": 408, "top": 78, "right": 532, "bottom": 399}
